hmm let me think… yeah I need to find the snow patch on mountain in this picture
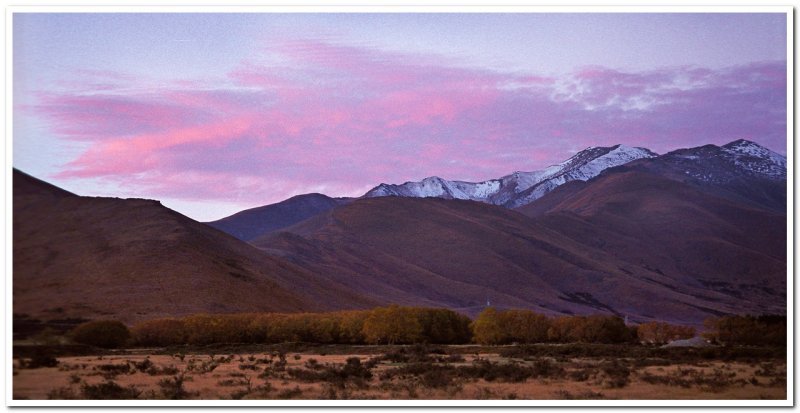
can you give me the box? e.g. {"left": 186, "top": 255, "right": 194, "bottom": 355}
{"left": 364, "top": 144, "right": 658, "bottom": 208}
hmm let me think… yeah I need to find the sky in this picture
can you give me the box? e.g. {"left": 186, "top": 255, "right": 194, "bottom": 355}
{"left": 13, "top": 12, "right": 788, "bottom": 221}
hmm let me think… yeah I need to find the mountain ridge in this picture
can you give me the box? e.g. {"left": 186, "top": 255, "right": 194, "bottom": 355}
{"left": 207, "top": 193, "right": 352, "bottom": 241}
{"left": 208, "top": 139, "right": 785, "bottom": 245}
{"left": 364, "top": 144, "right": 658, "bottom": 208}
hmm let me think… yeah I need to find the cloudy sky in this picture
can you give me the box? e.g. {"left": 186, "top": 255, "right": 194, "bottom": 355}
{"left": 13, "top": 12, "right": 788, "bottom": 221}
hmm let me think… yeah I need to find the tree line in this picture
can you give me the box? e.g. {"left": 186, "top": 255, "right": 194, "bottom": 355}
{"left": 130, "top": 305, "right": 472, "bottom": 346}
{"left": 702, "top": 314, "right": 786, "bottom": 347}
{"left": 470, "top": 308, "right": 694, "bottom": 345}
{"left": 65, "top": 306, "right": 783, "bottom": 349}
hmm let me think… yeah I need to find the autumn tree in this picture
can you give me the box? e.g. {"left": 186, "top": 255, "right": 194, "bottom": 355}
{"left": 471, "top": 307, "right": 504, "bottom": 345}
{"left": 703, "top": 315, "right": 785, "bottom": 346}
{"left": 547, "top": 315, "right": 634, "bottom": 343}
{"left": 414, "top": 308, "right": 472, "bottom": 344}
{"left": 636, "top": 321, "right": 695, "bottom": 345}
{"left": 70, "top": 320, "right": 130, "bottom": 348}
{"left": 130, "top": 318, "right": 187, "bottom": 346}
{"left": 181, "top": 314, "right": 255, "bottom": 344}
{"left": 547, "top": 316, "right": 585, "bottom": 343}
{"left": 336, "top": 310, "right": 370, "bottom": 344}
{"left": 362, "top": 305, "right": 423, "bottom": 344}
{"left": 582, "top": 315, "right": 634, "bottom": 344}
{"left": 499, "top": 309, "right": 551, "bottom": 344}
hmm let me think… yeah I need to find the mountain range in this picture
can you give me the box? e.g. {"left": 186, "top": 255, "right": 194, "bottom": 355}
{"left": 13, "top": 139, "right": 787, "bottom": 325}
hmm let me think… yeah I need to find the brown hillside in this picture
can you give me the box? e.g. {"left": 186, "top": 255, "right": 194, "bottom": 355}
{"left": 517, "top": 170, "right": 786, "bottom": 315}
{"left": 253, "top": 196, "right": 770, "bottom": 324}
{"left": 13, "top": 169, "right": 375, "bottom": 323}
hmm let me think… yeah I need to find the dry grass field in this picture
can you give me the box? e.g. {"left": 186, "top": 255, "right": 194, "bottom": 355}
{"left": 12, "top": 345, "right": 786, "bottom": 400}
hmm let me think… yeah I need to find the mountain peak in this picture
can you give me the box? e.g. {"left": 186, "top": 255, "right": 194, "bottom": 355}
{"left": 723, "top": 138, "right": 761, "bottom": 149}
{"left": 421, "top": 176, "right": 445, "bottom": 183}
{"left": 721, "top": 139, "right": 782, "bottom": 158}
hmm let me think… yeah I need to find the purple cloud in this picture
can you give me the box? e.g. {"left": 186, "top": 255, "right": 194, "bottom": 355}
{"left": 31, "top": 38, "right": 787, "bottom": 206}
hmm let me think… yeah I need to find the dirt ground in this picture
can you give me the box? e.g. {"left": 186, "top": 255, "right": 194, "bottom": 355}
{"left": 12, "top": 351, "right": 786, "bottom": 400}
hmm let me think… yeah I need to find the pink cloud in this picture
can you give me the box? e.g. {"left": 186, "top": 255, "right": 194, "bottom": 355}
{"left": 31, "top": 38, "right": 787, "bottom": 207}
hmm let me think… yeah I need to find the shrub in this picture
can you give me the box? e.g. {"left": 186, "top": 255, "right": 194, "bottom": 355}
{"left": 599, "top": 360, "right": 631, "bottom": 388}
{"left": 32, "top": 327, "right": 62, "bottom": 345}
{"left": 69, "top": 320, "right": 130, "bottom": 349}
{"left": 276, "top": 386, "right": 303, "bottom": 399}
{"left": 97, "top": 363, "right": 132, "bottom": 378}
{"left": 47, "top": 386, "right": 79, "bottom": 399}
{"left": 287, "top": 356, "right": 373, "bottom": 388}
{"left": 80, "top": 380, "right": 141, "bottom": 399}
{"left": 19, "top": 353, "right": 59, "bottom": 369}
{"left": 457, "top": 360, "right": 541, "bottom": 383}
{"left": 158, "top": 375, "right": 192, "bottom": 399}
{"left": 133, "top": 358, "right": 154, "bottom": 372}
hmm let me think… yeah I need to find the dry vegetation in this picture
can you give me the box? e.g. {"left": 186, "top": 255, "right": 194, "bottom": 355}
{"left": 13, "top": 343, "right": 786, "bottom": 400}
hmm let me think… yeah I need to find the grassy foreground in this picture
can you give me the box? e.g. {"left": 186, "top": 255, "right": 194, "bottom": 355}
{"left": 12, "top": 343, "right": 786, "bottom": 401}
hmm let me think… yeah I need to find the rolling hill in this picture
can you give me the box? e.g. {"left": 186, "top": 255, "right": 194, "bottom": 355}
{"left": 253, "top": 193, "right": 783, "bottom": 324}
{"left": 206, "top": 193, "right": 351, "bottom": 241}
{"left": 13, "top": 169, "right": 375, "bottom": 323}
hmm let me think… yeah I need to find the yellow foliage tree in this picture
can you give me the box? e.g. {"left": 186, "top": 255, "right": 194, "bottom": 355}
{"left": 471, "top": 307, "right": 504, "bottom": 345}
{"left": 362, "top": 305, "right": 423, "bottom": 344}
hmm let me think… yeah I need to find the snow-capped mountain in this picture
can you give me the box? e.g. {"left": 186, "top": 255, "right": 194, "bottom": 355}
{"left": 364, "top": 144, "right": 658, "bottom": 208}
{"left": 720, "top": 139, "right": 786, "bottom": 179}
{"left": 646, "top": 139, "right": 787, "bottom": 185}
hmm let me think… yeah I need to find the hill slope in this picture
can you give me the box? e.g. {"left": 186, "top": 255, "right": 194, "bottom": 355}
{"left": 517, "top": 168, "right": 786, "bottom": 317}
{"left": 253, "top": 194, "right": 781, "bottom": 324}
{"left": 13, "top": 169, "right": 374, "bottom": 323}
{"left": 207, "top": 193, "right": 351, "bottom": 241}
{"left": 621, "top": 139, "right": 786, "bottom": 213}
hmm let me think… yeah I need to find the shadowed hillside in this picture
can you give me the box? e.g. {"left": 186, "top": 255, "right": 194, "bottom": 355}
{"left": 207, "top": 193, "right": 351, "bottom": 241}
{"left": 13, "top": 169, "right": 375, "bottom": 323}
{"left": 253, "top": 194, "right": 782, "bottom": 324}
{"left": 517, "top": 169, "right": 786, "bottom": 314}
